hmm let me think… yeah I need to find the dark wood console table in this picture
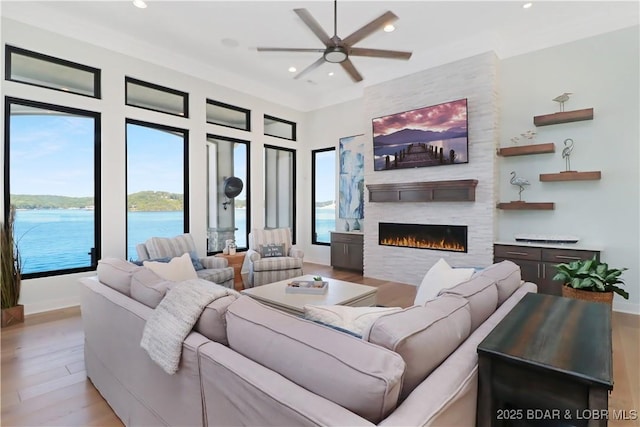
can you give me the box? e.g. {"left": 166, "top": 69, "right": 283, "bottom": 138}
{"left": 477, "top": 293, "right": 612, "bottom": 427}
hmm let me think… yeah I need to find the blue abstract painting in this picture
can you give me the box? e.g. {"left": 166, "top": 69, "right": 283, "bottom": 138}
{"left": 339, "top": 135, "right": 365, "bottom": 219}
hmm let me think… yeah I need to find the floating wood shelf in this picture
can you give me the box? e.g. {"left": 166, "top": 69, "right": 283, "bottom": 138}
{"left": 533, "top": 108, "right": 594, "bottom": 126}
{"left": 367, "top": 179, "right": 478, "bottom": 203}
{"left": 539, "top": 171, "right": 602, "bottom": 182}
{"left": 497, "top": 143, "right": 555, "bottom": 157}
{"left": 497, "top": 201, "right": 555, "bottom": 210}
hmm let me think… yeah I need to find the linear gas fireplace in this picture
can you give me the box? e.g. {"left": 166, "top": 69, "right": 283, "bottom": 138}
{"left": 379, "top": 222, "right": 467, "bottom": 253}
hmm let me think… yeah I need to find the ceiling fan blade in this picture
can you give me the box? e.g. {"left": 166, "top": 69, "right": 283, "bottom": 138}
{"left": 294, "top": 56, "right": 326, "bottom": 80}
{"left": 257, "top": 47, "right": 325, "bottom": 53}
{"left": 349, "top": 47, "right": 412, "bottom": 60}
{"left": 294, "top": 8, "right": 332, "bottom": 47}
{"left": 340, "top": 59, "right": 363, "bottom": 82}
{"left": 343, "top": 11, "right": 398, "bottom": 47}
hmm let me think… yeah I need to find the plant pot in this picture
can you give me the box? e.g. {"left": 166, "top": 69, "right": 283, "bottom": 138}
{"left": 1, "top": 304, "right": 24, "bottom": 328}
{"left": 561, "top": 286, "right": 613, "bottom": 306}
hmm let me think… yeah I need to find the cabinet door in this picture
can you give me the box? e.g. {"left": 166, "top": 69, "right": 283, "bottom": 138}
{"left": 495, "top": 257, "right": 540, "bottom": 284}
{"left": 331, "top": 242, "right": 347, "bottom": 269}
{"left": 347, "top": 242, "right": 364, "bottom": 272}
{"left": 539, "top": 262, "right": 564, "bottom": 296}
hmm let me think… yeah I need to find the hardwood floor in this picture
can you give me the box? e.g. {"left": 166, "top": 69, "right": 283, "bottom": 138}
{"left": 1, "top": 262, "right": 638, "bottom": 426}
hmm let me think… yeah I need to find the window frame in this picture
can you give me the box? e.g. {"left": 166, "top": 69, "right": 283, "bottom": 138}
{"left": 206, "top": 99, "right": 251, "bottom": 132}
{"left": 311, "top": 147, "right": 336, "bottom": 246}
{"left": 4, "top": 96, "right": 102, "bottom": 279}
{"left": 125, "top": 76, "right": 189, "bottom": 118}
{"left": 5, "top": 45, "right": 101, "bottom": 99}
{"left": 205, "top": 133, "right": 251, "bottom": 255}
{"left": 124, "top": 118, "right": 190, "bottom": 258}
{"left": 263, "top": 114, "right": 297, "bottom": 141}
{"left": 264, "top": 144, "right": 297, "bottom": 244}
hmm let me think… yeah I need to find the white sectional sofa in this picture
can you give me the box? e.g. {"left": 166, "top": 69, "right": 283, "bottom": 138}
{"left": 80, "top": 259, "right": 536, "bottom": 426}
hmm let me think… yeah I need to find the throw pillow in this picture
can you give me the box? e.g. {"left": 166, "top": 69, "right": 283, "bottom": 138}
{"left": 304, "top": 305, "right": 403, "bottom": 336}
{"left": 188, "top": 251, "right": 205, "bottom": 271}
{"left": 414, "top": 258, "right": 475, "bottom": 305}
{"left": 143, "top": 252, "right": 198, "bottom": 282}
{"left": 131, "top": 257, "right": 171, "bottom": 266}
{"left": 260, "top": 243, "right": 285, "bottom": 258}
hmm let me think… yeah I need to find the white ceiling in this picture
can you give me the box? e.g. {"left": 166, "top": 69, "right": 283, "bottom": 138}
{"left": 2, "top": 1, "right": 638, "bottom": 111}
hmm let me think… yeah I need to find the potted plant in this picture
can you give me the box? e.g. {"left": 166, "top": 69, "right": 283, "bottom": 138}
{"left": 312, "top": 276, "right": 324, "bottom": 287}
{"left": 1, "top": 205, "right": 24, "bottom": 327}
{"left": 553, "top": 256, "right": 628, "bottom": 305}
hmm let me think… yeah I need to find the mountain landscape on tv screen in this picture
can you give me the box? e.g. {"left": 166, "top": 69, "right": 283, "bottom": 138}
{"left": 373, "top": 127, "right": 467, "bottom": 145}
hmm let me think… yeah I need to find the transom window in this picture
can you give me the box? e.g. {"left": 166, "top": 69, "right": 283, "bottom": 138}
{"left": 125, "top": 77, "right": 189, "bottom": 117}
{"left": 206, "top": 99, "right": 250, "bottom": 131}
{"left": 264, "top": 115, "right": 296, "bottom": 141}
{"left": 5, "top": 45, "right": 101, "bottom": 98}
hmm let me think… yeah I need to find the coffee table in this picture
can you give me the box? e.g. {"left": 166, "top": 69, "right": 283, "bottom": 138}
{"left": 241, "top": 275, "right": 377, "bottom": 316}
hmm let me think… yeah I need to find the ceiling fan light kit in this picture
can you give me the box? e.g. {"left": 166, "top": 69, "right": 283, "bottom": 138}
{"left": 257, "top": 0, "right": 412, "bottom": 82}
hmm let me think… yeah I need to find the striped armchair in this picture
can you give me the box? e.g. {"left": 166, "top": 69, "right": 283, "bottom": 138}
{"left": 244, "top": 228, "right": 304, "bottom": 287}
{"left": 136, "top": 233, "right": 234, "bottom": 288}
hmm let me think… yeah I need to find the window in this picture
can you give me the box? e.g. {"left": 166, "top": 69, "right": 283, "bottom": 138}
{"left": 5, "top": 45, "right": 101, "bottom": 98}
{"left": 264, "top": 115, "right": 296, "bottom": 140}
{"left": 206, "top": 99, "right": 250, "bottom": 131}
{"left": 126, "top": 120, "right": 189, "bottom": 260}
{"left": 125, "top": 77, "right": 188, "bottom": 117}
{"left": 5, "top": 97, "right": 101, "bottom": 278}
{"left": 206, "top": 135, "right": 250, "bottom": 253}
{"left": 264, "top": 145, "right": 296, "bottom": 242}
{"left": 312, "top": 148, "right": 336, "bottom": 245}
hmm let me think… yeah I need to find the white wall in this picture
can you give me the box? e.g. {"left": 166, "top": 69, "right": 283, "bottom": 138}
{"left": 300, "top": 99, "right": 364, "bottom": 264}
{"left": 498, "top": 26, "right": 640, "bottom": 313}
{"left": 1, "top": 18, "right": 305, "bottom": 314}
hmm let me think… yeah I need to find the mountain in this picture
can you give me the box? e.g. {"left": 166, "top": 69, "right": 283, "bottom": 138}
{"left": 10, "top": 191, "right": 185, "bottom": 211}
{"left": 10, "top": 194, "right": 94, "bottom": 210}
{"left": 373, "top": 127, "right": 467, "bottom": 146}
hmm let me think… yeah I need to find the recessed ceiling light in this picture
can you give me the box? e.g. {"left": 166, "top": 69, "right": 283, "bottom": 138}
{"left": 133, "top": 0, "right": 147, "bottom": 9}
{"left": 288, "top": 66, "right": 297, "bottom": 73}
{"left": 523, "top": 2, "right": 533, "bottom": 9}
{"left": 328, "top": 72, "right": 334, "bottom": 76}
{"left": 383, "top": 24, "right": 395, "bottom": 33}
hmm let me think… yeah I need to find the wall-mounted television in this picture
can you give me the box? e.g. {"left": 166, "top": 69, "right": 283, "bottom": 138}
{"left": 372, "top": 98, "right": 468, "bottom": 171}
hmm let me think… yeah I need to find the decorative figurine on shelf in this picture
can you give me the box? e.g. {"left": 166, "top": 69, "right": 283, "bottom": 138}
{"left": 510, "top": 130, "right": 536, "bottom": 145}
{"left": 562, "top": 138, "right": 575, "bottom": 172}
{"left": 552, "top": 92, "right": 572, "bottom": 112}
{"left": 510, "top": 171, "right": 530, "bottom": 201}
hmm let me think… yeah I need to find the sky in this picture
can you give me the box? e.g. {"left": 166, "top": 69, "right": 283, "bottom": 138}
{"left": 372, "top": 98, "right": 468, "bottom": 137}
{"left": 10, "top": 111, "right": 335, "bottom": 203}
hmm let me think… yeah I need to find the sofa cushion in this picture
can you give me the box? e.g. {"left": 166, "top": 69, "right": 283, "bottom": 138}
{"left": 226, "top": 296, "right": 406, "bottom": 424}
{"left": 476, "top": 260, "right": 522, "bottom": 305}
{"left": 96, "top": 258, "right": 141, "bottom": 296}
{"left": 439, "top": 275, "right": 498, "bottom": 331}
{"left": 414, "top": 258, "right": 475, "bottom": 305}
{"left": 143, "top": 253, "right": 198, "bottom": 282}
{"left": 364, "top": 295, "right": 471, "bottom": 400}
{"left": 252, "top": 256, "right": 303, "bottom": 272}
{"left": 145, "top": 234, "right": 196, "bottom": 259}
{"left": 197, "top": 267, "right": 234, "bottom": 284}
{"left": 130, "top": 267, "right": 176, "bottom": 308}
{"left": 195, "top": 294, "right": 239, "bottom": 345}
{"left": 303, "top": 305, "right": 402, "bottom": 337}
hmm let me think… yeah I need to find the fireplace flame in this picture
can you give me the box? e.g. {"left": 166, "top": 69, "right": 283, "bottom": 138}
{"left": 380, "top": 236, "right": 466, "bottom": 252}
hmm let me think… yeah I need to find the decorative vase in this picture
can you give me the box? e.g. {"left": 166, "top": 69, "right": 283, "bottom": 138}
{"left": 352, "top": 218, "right": 361, "bottom": 231}
{"left": 561, "top": 286, "right": 613, "bottom": 306}
{"left": 344, "top": 221, "right": 350, "bottom": 232}
{"left": 1, "top": 304, "right": 24, "bottom": 328}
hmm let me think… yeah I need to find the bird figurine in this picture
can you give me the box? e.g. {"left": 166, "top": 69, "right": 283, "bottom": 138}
{"left": 553, "top": 92, "right": 572, "bottom": 112}
{"left": 510, "top": 171, "right": 530, "bottom": 201}
{"left": 562, "top": 138, "right": 575, "bottom": 171}
{"left": 520, "top": 130, "right": 536, "bottom": 140}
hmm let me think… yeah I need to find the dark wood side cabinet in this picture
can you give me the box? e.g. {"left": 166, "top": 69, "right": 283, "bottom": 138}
{"left": 477, "top": 292, "right": 613, "bottom": 427}
{"left": 494, "top": 244, "right": 600, "bottom": 295}
{"left": 330, "top": 232, "right": 363, "bottom": 272}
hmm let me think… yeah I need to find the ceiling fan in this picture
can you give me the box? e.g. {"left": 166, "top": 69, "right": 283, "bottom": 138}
{"left": 257, "top": 0, "right": 412, "bottom": 82}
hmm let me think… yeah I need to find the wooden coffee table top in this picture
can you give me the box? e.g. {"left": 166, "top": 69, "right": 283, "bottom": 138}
{"left": 241, "top": 275, "right": 377, "bottom": 315}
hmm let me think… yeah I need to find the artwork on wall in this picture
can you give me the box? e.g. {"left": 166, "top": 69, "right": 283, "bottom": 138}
{"left": 372, "top": 98, "right": 468, "bottom": 171}
{"left": 339, "top": 134, "right": 365, "bottom": 230}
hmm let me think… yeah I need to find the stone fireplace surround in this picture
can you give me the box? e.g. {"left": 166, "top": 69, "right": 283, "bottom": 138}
{"left": 362, "top": 52, "right": 499, "bottom": 286}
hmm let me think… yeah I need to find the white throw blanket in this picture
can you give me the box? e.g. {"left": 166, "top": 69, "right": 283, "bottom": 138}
{"left": 141, "top": 279, "right": 238, "bottom": 374}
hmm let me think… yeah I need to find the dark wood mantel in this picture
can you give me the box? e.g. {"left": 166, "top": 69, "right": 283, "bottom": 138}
{"left": 366, "top": 179, "right": 478, "bottom": 202}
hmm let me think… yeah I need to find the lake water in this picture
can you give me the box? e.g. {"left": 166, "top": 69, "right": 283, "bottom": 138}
{"left": 14, "top": 209, "right": 335, "bottom": 274}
